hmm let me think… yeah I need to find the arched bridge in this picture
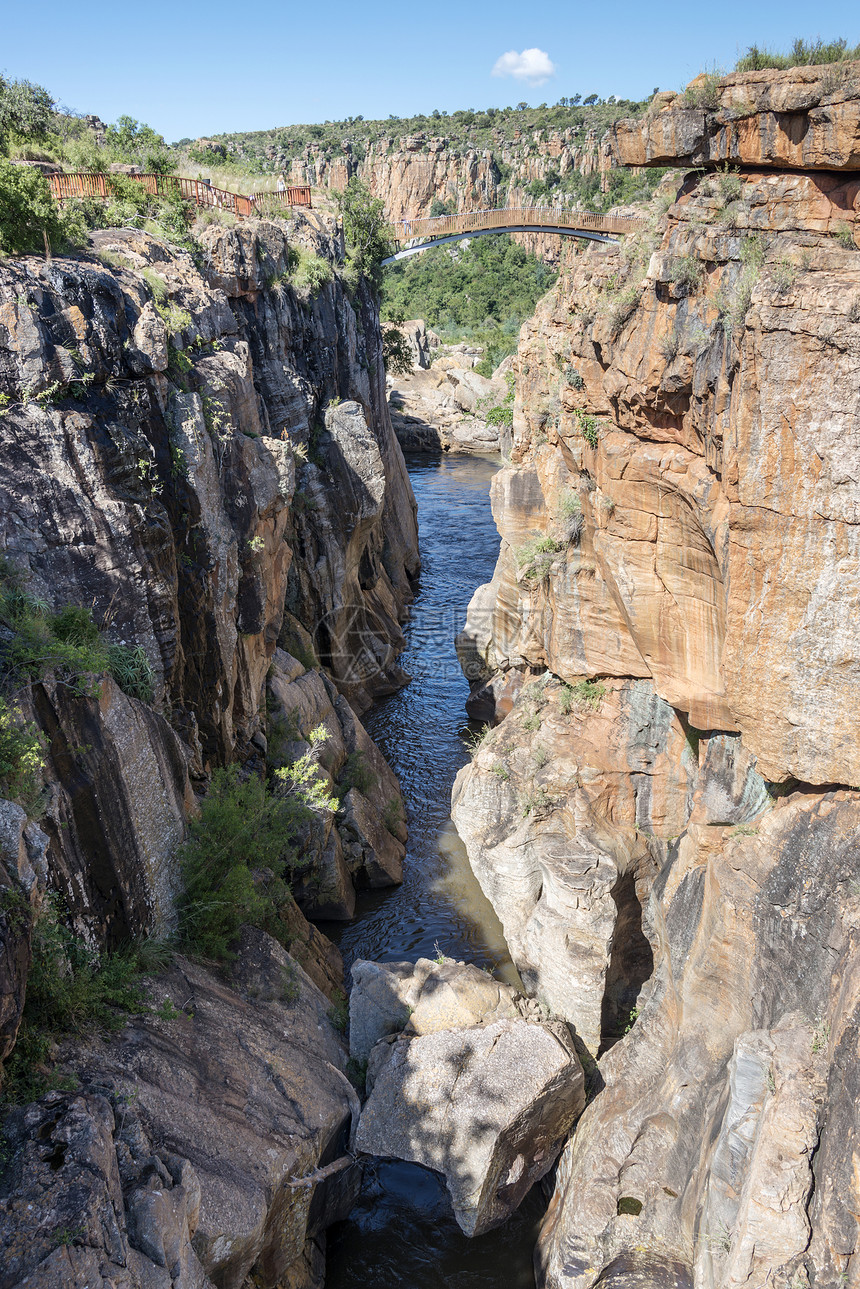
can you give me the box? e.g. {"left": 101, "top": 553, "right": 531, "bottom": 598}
{"left": 384, "top": 207, "right": 642, "bottom": 263}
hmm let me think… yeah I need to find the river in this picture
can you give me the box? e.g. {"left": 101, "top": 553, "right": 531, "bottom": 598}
{"left": 325, "top": 453, "right": 545, "bottom": 1289}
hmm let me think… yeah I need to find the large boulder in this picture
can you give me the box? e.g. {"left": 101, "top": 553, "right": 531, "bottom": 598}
{"left": 348, "top": 956, "right": 523, "bottom": 1062}
{"left": 355, "top": 1016, "right": 585, "bottom": 1236}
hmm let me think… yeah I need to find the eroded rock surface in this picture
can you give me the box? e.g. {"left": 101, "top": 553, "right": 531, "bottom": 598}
{"left": 348, "top": 956, "right": 523, "bottom": 1063}
{"left": 446, "top": 70, "right": 860, "bottom": 1288}
{"left": 0, "top": 928, "right": 358, "bottom": 1289}
{"left": 355, "top": 1015, "right": 584, "bottom": 1237}
{"left": 388, "top": 340, "right": 506, "bottom": 455}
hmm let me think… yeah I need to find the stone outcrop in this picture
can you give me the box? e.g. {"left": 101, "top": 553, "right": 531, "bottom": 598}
{"left": 348, "top": 956, "right": 526, "bottom": 1063}
{"left": 0, "top": 218, "right": 418, "bottom": 946}
{"left": 388, "top": 337, "right": 508, "bottom": 455}
{"left": 610, "top": 62, "right": 860, "bottom": 171}
{"left": 447, "top": 72, "right": 860, "bottom": 1287}
{"left": 355, "top": 1013, "right": 584, "bottom": 1237}
{"left": 537, "top": 790, "right": 860, "bottom": 1289}
{"left": 0, "top": 217, "right": 419, "bottom": 1285}
{"left": 1, "top": 927, "right": 359, "bottom": 1289}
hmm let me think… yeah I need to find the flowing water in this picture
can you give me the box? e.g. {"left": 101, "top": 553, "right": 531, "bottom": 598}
{"left": 325, "top": 453, "right": 545, "bottom": 1289}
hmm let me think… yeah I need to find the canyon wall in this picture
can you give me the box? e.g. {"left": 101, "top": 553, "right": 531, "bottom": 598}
{"left": 451, "top": 63, "right": 860, "bottom": 1286}
{"left": 0, "top": 215, "right": 418, "bottom": 1286}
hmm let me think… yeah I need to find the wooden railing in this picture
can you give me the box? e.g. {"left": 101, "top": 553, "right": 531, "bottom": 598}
{"left": 390, "top": 207, "right": 642, "bottom": 242}
{"left": 48, "top": 173, "right": 312, "bottom": 216}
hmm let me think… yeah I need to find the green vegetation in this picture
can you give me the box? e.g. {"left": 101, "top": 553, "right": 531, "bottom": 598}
{"left": 0, "top": 698, "right": 45, "bottom": 815}
{"left": 668, "top": 254, "right": 703, "bottom": 295}
{"left": 1, "top": 893, "right": 149, "bottom": 1105}
{"left": 337, "top": 749, "right": 377, "bottom": 798}
{"left": 382, "top": 237, "right": 556, "bottom": 373}
{"left": 383, "top": 796, "right": 405, "bottom": 836}
{"left": 714, "top": 232, "right": 765, "bottom": 336}
{"left": 555, "top": 490, "right": 584, "bottom": 544}
{"left": 515, "top": 534, "right": 563, "bottom": 585}
{"left": 520, "top": 786, "right": 553, "bottom": 818}
{"left": 336, "top": 177, "right": 392, "bottom": 289}
{"left": 177, "top": 726, "right": 336, "bottom": 962}
{"left": 328, "top": 989, "right": 349, "bottom": 1031}
{"left": 380, "top": 316, "right": 413, "bottom": 376}
{"left": 291, "top": 246, "right": 333, "bottom": 292}
{"left": 0, "top": 158, "right": 85, "bottom": 256}
{"left": 735, "top": 38, "right": 860, "bottom": 71}
{"left": 559, "top": 679, "right": 608, "bottom": 714}
{"left": 205, "top": 97, "right": 653, "bottom": 177}
{"left": 481, "top": 370, "right": 516, "bottom": 424}
{"left": 574, "top": 408, "right": 601, "bottom": 448}
{"left": 0, "top": 570, "right": 155, "bottom": 705}
{"left": 834, "top": 222, "right": 857, "bottom": 249}
{"left": 0, "top": 74, "right": 55, "bottom": 152}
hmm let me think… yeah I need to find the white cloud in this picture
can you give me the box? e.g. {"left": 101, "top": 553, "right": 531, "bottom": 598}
{"left": 491, "top": 48, "right": 557, "bottom": 86}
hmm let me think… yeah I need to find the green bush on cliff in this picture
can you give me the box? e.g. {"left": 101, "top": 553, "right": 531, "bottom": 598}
{"left": 0, "top": 577, "right": 155, "bottom": 704}
{"left": 0, "top": 698, "right": 45, "bottom": 814}
{"left": 336, "top": 177, "right": 393, "bottom": 290}
{"left": 1, "top": 893, "right": 148, "bottom": 1106}
{"left": 0, "top": 159, "right": 85, "bottom": 256}
{"left": 178, "top": 727, "right": 336, "bottom": 962}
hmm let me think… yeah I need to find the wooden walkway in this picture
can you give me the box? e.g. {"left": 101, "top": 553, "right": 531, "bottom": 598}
{"left": 48, "top": 172, "right": 312, "bottom": 217}
{"left": 386, "top": 206, "right": 642, "bottom": 262}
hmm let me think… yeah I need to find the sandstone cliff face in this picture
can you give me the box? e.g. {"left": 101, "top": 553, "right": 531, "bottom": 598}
{"left": 450, "top": 74, "right": 860, "bottom": 1286}
{"left": 610, "top": 62, "right": 860, "bottom": 171}
{"left": 286, "top": 129, "right": 611, "bottom": 224}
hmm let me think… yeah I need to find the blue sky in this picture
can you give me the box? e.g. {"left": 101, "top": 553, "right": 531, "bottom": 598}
{"left": 4, "top": 0, "right": 858, "bottom": 140}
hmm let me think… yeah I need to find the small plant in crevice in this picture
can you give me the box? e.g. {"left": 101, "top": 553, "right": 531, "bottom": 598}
{"left": 328, "top": 988, "right": 349, "bottom": 1031}
{"left": 337, "top": 749, "right": 377, "bottom": 799}
{"left": 520, "top": 786, "right": 553, "bottom": 818}
{"left": 573, "top": 408, "right": 601, "bottom": 449}
{"left": 770, "top": 258, "right": 797, "bottom": 295}
{"left": 559, "top": 679, "right": 607, "bottom": 714}
{"left": 383, "top": 796, "right": 405, "bottom": 837}
{"left": 658, "top": 329, "right": 681, "bottom": 362}
{"left": 555, "top": 490, "right": 583, "bottom": 544}
{"left": 833, "top": 222, "right": 857, "bottom": 250}
{"left": 668, "top": 254, "right": 703, "bottom": 297}
{"left": 811, "top": 1020, "right": 830, "bottom": 1054}
{"left": 514, "top": 534, "right": 563, "bottom": 586}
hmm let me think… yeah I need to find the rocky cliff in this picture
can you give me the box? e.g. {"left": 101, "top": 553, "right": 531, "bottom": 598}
{"left": 451, "top": 63, "right": 860, "bottom": 1286}
{"left": 285, "top": 128, "right": 612, "bottom": 223}
{"left": 0, "top": 213, "right": 418, "bottom": 1285}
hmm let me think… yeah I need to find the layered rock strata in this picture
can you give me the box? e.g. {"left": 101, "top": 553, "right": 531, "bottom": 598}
{"left": 0, "top": 218, "right": 419, "bottom": 1285}
{"left": 450, "top": 67, "right": 860, "bottom": 1286}
{"left": 0, "top": 218, "right": 418, "bottom": 950}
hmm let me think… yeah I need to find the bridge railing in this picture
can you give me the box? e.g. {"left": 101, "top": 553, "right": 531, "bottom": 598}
{"left": 390, "top": 207, "right": 642, "bottom": 242}
{"left": 48, "top": 173, "right": 312, "bottom": 216}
